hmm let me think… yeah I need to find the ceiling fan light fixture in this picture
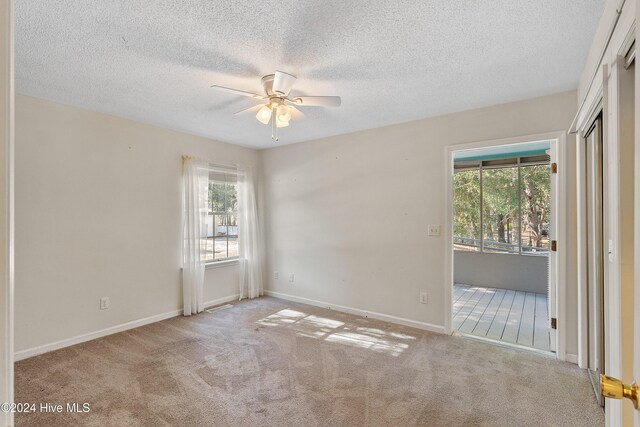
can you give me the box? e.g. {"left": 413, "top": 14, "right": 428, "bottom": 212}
{"left": 212, "top": 71, "right": 341, "bottom": 139}
{"left": 276, "top": 105, "right": 291, "bottom": 123}
{"left": 276, "top": 114, "right": 289, "bottom": 128}
{"left": 256, "top": 104, "right": 272, "bottom": 125}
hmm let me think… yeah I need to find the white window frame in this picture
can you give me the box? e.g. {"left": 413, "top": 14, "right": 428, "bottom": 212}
{"left": 453, "top": 155, "right": 551, "bottom": 256}
{"left": 205, "top": 169, "right": 239, "bottom": 265}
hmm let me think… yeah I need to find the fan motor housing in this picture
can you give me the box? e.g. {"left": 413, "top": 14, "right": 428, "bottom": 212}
{"left": 261, "top": 74, "right": 276, "bottom": 96}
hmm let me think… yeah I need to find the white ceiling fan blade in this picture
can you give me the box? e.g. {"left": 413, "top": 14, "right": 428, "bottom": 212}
{"left": 211, "top": 85, "right": 265, "bottom": 99}
{"left": 291, "top": 96, "right": 341, "bottom": 107}
{"left": 288, "top": 105, "right": 305, "bottom": 120}
{"left": 234, "top": 104, "right": 264, "bottom": 115}
{"left": 272, "top": 71, "right": 297, "bottom": 96}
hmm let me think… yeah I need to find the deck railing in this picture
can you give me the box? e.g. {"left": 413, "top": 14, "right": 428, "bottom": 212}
{"left": 453, "top": 236, "right": 548, "bottom": 255}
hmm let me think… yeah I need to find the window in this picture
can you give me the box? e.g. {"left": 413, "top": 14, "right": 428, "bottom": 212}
{"left": 454, "top": 155, "right": 550, "bottom": 255}
{"left": 520, "top": 164, "right": 550, "bottom": 253}
{"left": 482, "top": 166, "right": 520, "bottom": 253}
{"left": 205, "top": 171, "right": 238, "bottom": 262}
{"left": 453, "top": 169, "right": 481, "bottom": 251}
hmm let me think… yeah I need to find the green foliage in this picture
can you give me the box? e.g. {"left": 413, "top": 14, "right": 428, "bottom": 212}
{"left": 453, "top": 170, "right": 480, "bottom": 240}
{"left": 482, "top": 167, "right": 519, "bottom": 244}
{"left": 209, "top": 182, "right": 238, "bottom": 227}
{"left": 454, "top": 163, "right": 550, "bottom": 251}
{"left": 521, "top": 164, "right": 550, "bottom": 248}
{"left": 209, "top": 182, "right": 237, "bottom": 213}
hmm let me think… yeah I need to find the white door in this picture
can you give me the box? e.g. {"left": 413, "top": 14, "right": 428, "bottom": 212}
{"left": 578, "top": 113, "right": 606, "bottom": 406}
{"left": 586, "top": 115, "right": 606, "bottom": 405}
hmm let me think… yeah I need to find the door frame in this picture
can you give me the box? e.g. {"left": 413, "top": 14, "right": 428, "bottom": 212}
{"left": 1, "top": 1, "right": 14, "bottom": 426}
{"left": 576, "top": 97, "right": 604, "bottom": 371}
{"left": 634, "top": 5, "right": 640, "bottom": 427}
{"left": 443, "top": 131, "right": 567, "bottom": 360}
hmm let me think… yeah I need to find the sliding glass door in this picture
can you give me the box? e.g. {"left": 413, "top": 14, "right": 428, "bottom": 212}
{"left": 584, "top": 113, "right": 605, "bottom": 406}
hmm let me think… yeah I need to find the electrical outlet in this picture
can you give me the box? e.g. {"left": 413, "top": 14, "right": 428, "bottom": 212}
{"left": 289, "top": 273, "right": 295, "bottom": 283}
{"left": 419, "top": 292, "right": 428, "bottom": 304}
{"left": 274, "top": 271, "right": 279, "bottom": 280}
{"left": 100, "top": 297, "right": 110, "bottom": 310}
{"left": 428, "top": 225, "right": 441, "bottom": 236}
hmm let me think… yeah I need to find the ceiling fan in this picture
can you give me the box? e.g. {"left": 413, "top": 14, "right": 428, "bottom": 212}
{"left": 211, "top": 71, "right": 341, "bottom": 141}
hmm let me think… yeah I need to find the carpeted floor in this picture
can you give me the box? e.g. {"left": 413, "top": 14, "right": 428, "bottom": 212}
{"left": 15, "top": 296, "right": 604, "bottom": 426}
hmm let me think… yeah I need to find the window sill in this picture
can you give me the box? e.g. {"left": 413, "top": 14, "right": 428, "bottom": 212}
{"left": 205, "top": 259, "right": 239, "bottom": 269}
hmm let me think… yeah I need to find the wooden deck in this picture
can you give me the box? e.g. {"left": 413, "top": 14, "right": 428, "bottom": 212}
{"left": 452, "top": 284, "right": 551, "bottom": 352}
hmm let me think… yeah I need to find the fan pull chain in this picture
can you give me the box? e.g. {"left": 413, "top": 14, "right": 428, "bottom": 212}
{"left": 271, "top": 113, "right": 278, "bottom": 141}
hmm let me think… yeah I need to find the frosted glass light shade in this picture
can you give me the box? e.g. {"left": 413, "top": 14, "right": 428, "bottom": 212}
{"left": 276, "top": 105, "right": 291, "bottom": 122}
{"left": 256, "top": 105, "right": 272, "bottom": 125}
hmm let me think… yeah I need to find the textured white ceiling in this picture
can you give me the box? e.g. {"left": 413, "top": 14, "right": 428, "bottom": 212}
{"left": 16, "top": 1, "right": 605, "bottom": 149}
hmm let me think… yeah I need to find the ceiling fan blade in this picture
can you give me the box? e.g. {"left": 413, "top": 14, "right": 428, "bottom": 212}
{"left": 288, "top": 105, "right": 305, "bottom": 120}
{"left": 211, "top": 85, "right": 265, "bottom": 99}
{"left": 234, "top": 104, "right": 264, "bottom": 115}
{"left": 272, "top": 71, "right": 297, "bottom": 96}
{"left": 291, "top": 96, "right": 341, "bottom": 107}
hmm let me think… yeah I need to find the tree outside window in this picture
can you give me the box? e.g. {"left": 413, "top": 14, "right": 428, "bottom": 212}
{"left": 205, "top": 180, "right": 238, "bottom": 262}
{"left": 520, "top": 164, "right": 550, "bottom": 253}
{"left": 454, "top": 160, "right": 549, "bottom": 255}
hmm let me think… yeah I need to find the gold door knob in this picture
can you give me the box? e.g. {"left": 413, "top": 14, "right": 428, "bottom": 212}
{"left": 600, "top": 374, "right": 639, "bottom": 410}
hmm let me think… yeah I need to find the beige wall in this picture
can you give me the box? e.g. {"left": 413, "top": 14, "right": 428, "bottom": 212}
{"left": 14, "top": 95, "right": 259, "bottom": 353}
{"left": 15, "top": 89, "right": 583, "bottom": 358}
{"left": 0, "top": 0, "right": 13, "bottom": 424}
{"left": 262, "top": 90, "right": 580, "bottom": 353}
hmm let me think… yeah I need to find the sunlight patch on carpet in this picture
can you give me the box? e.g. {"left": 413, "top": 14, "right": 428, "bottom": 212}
{"left": 256, "top": 308, "right": 414, "bottom": 356}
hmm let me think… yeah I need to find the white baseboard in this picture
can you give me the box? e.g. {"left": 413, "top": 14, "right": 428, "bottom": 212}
{"left": 203, "top": 294, "right": 240, "bottom": 309}
{"left": 15, "top": 309, "right": 182, "bottom": 361}
{"left": 264, "top": 290, "right": 446, "bottom": 334}
{"left": 15, "top": 293, "right": 240, "bottom": 361}
{"left": 565, "top": 353, "right": 578, "bottom": 364}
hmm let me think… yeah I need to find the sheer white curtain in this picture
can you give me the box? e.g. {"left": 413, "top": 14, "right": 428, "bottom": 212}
{"left": 182, "top": 156, "right": 209, "bottom": 316}
{"left": 237, "top": 165, "right": 263, "bottom": 299}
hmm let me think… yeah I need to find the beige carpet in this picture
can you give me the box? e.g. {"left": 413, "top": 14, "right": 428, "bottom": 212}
{"left": 15, "top": 296, "right": 603, "bottom": 426}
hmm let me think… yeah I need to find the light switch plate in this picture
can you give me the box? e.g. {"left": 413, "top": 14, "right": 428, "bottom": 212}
{"left": 428, "top": 225, "right": 441, "bottom": 236}
{"left": 419, "top": 292, "right": 428, "bottom": 304}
